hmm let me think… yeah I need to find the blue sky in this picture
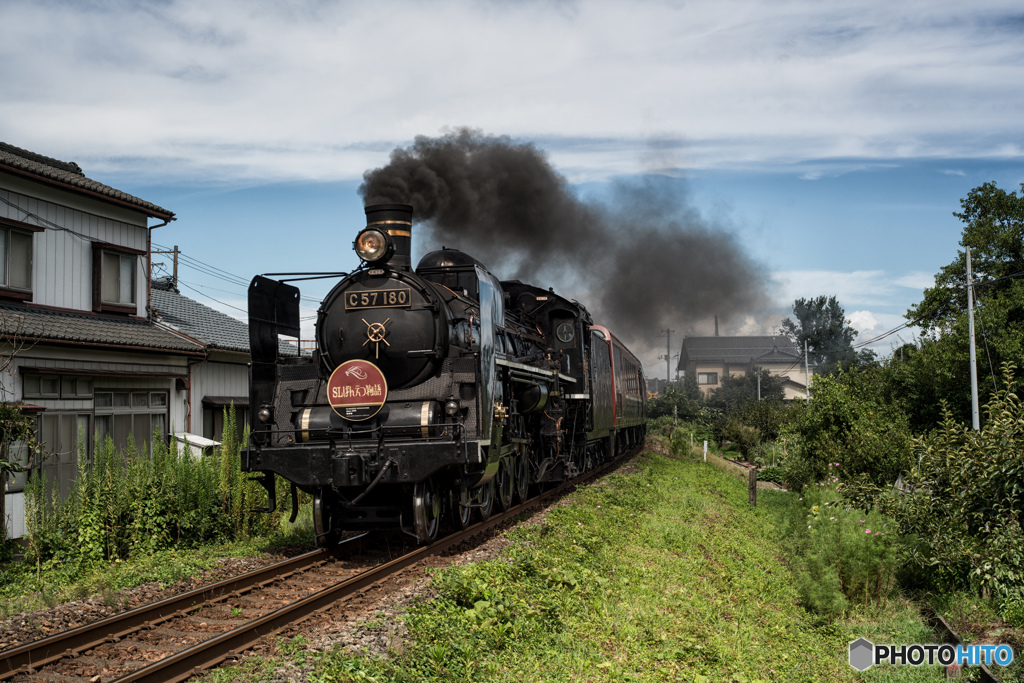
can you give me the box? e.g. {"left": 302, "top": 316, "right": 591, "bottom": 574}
{"left": 3, "top": 0, "right": 1023, "bottom": 376}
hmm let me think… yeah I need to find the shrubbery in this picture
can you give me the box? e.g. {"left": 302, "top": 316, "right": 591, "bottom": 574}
{"left": 781, "top": 464, "right": 902, "bottom": 619}
{"left": 23, "top": 408, "right": 277, "bottom": 570}
{"left": 783, "top": 367, "right": 913, "bottom": 493}
{"left": 882, "top": 364, "right": 1024, "bottom": 599}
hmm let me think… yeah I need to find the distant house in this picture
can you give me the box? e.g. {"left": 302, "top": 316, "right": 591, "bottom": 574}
{"left": 150, "top": 277, "right": 251, "bottom": 443}
{"left": 0, "top": 141, "right": 207, "bottom": 539}
{"left": 677, "top": 335, "right": 815, "bottom": 400}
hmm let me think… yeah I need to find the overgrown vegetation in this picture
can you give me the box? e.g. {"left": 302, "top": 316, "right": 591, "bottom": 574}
{"left": 23, "top": 408, "right": 275, "bottom": 571}
{"left": 0, "top": 407, "right": 311, "bottom": 613}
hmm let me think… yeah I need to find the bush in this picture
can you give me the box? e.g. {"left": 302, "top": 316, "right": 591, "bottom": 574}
{"left": 718, "top": 418, "right": 760, "bottom": 457}
{"left": 786, "top": 367, "right": 913, "bottom": 493}
{"left": 785, "top": 465, "right": 902, "bottom": 618}
{"left": 24, "top": 407, "right": 278, "bottom": 568}
{"left": 757, "top": 466, "right": 785, "bottom": 485}
{"left": 884, "top": 364, "right": 1024, "bottom": 596}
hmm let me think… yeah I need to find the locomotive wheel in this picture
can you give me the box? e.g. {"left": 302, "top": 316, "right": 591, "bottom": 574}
{"left": 477, "top": 479, "right": 495, "bottom": 521}
{"left": 515, "top": 451, "right": 530, "bottom": 503}
{"left": 495, "top": 457, "right": 514, "bottom": 511}
{"left": 455, "top": 487, "right": 474, "bottom": 529}
{"left": 412, "top": 478, "right": 441, "bottom": 543}
{"left": 312, "top": 488, "right": 341, "bottom": 547}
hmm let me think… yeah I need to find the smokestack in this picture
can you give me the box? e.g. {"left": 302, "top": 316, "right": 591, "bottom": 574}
{"left": 365, "top": 203, "right": 414, "bottom": 270}
{"left": 714, "top": 315, "right": 719, "bottom": 337}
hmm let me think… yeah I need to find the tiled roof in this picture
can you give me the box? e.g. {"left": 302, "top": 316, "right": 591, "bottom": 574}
{"left": 0, "top": 141, "right": 174, "bottom": 219}
{"left": 0, "top": 302, "right": 204, "bottom": 354}
{"left": 151, "top": 281, "right": 250, "bottom": 354}
{"left": 679, "top": 335, "right": 805, "bottom": 368}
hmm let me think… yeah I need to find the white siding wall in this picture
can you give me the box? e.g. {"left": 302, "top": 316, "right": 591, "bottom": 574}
{"left": 191, "top": 356, "right": 249, "bottom": 437}
{"left": 0, "top": 182, "right": 149, "bottom": 315}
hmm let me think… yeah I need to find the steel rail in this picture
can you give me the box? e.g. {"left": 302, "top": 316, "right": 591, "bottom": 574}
{"left": 114, "top": 447, "right": 642, "bottom": 683}
{"left": 0, "top": 536, "right": 365, "bottom": 679}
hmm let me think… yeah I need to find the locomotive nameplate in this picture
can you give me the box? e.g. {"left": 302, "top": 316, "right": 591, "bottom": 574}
{"left": 327, "top": 360, "right": 388, "bottom": 420}
{"left": 344, "top": 288, "right": 411, "bottom": 310}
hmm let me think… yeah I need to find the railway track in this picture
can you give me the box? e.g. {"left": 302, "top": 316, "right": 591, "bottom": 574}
{"left": 0, "top": 449, "right": 639, "bottom": 682}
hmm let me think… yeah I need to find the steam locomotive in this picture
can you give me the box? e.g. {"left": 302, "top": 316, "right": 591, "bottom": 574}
{"left": 242, "top": 204, "right": 646, "bottom": 545}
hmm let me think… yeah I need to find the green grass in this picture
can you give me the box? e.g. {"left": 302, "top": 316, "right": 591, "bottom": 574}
{"left": 200, "top": 452, "right": 958, "bottom": 682}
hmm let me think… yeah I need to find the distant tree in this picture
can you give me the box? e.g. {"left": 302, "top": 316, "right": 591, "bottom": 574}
{"left": 781, "top": 295, "right": 873, "bottom": 375}
{"left": 647, "top": 374, "right": 704, "bottom": 421}
{"left": 707, "top": 367, "right": 784, "bottom": 412}
{"left": 911, "top": 182, "right": 1024, "bottom": 329}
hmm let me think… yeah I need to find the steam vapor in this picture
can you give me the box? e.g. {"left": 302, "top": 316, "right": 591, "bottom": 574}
{"left": 360, "top": 129, "right": 769, "bottom": 353}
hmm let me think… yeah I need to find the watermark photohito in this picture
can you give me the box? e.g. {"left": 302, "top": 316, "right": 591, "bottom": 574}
{"left": 848, "top": 638, "right": 1014, "bottom": 671}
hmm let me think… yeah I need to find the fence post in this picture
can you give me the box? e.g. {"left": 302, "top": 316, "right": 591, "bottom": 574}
{"left": 748, "top": 468, "right": 757, "bottom": 506}
{"left": 703, "top": 440, "right": 707, "bottom": 462}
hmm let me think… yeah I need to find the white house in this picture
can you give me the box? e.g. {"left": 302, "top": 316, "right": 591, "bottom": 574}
{"left": 677, "top": 335, "right": 816, "bottom": 401}
{"left": 0, "top": 141, "right": 206, "bottom": 539}
{"left": 150, "top": 276, "right": 251, "bottom": 443}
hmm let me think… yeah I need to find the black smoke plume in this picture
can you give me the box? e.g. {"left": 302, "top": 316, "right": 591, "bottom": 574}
{"left": 360, "top": 129, "right": 769, "bottom": 356}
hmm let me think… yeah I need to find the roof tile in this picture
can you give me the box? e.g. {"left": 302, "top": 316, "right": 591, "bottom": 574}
{"left": 0, "top": 302, "right": 204, "bottom": 354}
{"left": 0, "top": 141, "right": 174, "bottom": 218}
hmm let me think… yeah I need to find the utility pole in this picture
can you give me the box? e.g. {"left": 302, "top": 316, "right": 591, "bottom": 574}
{"left": 659, "top": 329, "right": 675, "bottom": 382}
{"left": 804, "top": 339, "right": 810, "bottom": 400}
{"left": 967, "top": 247, "right": 980, "bottom": 430}
{"left": 152, "top": 245, "right": 180, "bottom": 289}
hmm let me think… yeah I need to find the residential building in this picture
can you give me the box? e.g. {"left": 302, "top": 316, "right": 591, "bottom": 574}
{"left": 150, "top": 277, "right": 250, "bottom": 443}
{"left": 0, "top": 141, "right": 204, "bottom": 539}
{"left": 677, "top": 335, "right": 814, "bottom": 400}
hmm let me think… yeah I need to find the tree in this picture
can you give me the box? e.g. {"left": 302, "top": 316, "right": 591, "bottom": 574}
{"left": 781, "top": 295, "right": 873, "bottom": 375}
{"left": 786, "top": 366, "right": 913, "bottom": 493}
{"left": 911, "top": 182, "right": 1024, "bottom": 329}
{"left": 901, "top": 182, "right": 1024, "bottom": 423}
{"left": 707, "top": 366, "right": 784, "bottom": 411}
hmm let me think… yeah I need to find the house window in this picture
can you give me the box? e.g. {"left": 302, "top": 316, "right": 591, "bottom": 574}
{"left": 93, "top": 243, "right": 141, "bottom": 313}
{"left": 94, "top": 390, "right": 168, "bottom": 455}
{"left": 102, "top": 251, "right": 136, "bottom": 305}
{"left": 202, "top": 397, "right": 249, "bottom": 443}
{"left": 24, "top": 374, "right": 93, "bottom": 399}
{"left": 0, "top": 226, "right": 33, "bottom": 295}
{"left": 36, "top": 412, "right": 91, "bottom": 502}
{"left": 697, "top": 372, "right": 719, "bottom": 385}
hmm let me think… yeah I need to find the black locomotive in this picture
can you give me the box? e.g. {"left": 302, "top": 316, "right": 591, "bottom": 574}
{"left": 242, "top": 204, "right": 646, "bottom": 544}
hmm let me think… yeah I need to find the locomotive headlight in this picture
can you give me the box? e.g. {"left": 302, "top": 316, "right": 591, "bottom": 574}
{"left": 354, "top": 228, "right": 394, "bottom": 263}
{"left": 444, "top": 400, "right": 460, "bottom": 416}
{"left": 257, "top": 407, "right": 272, "bottom": 423}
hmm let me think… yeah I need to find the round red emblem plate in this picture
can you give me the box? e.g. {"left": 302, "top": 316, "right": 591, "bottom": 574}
{"left": 327, "top": 360, "right": 388, "bottom": 421}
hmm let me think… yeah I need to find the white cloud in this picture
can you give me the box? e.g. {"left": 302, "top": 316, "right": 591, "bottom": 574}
{"left": 847, "top": 309, "right": 880, "bottom": 334}
{"left": 1, "top": 0, "right": 1022, "bottom": 182}
{"left": 893, "top": 271, "right": 935, "bottom": 290}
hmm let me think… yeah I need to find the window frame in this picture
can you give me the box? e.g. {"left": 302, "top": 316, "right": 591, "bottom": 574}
{"left": 697, "top": 372, "right": 719, "bottom": 386}
{"left": 92, "top": 242, "right": 144, "bottom": 314}
{"left": 0, "top": 216, "right": 41, "bottom": 300}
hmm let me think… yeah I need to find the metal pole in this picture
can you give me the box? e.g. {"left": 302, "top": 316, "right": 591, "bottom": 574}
{"left": 804, "top": 340, "right": 810, "bottom": 399}
{"left": 967, "top": 247, "right": 980, "bottom": 431}
{"left": 665, "top": 329, "right": 673, "bottom": 383}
